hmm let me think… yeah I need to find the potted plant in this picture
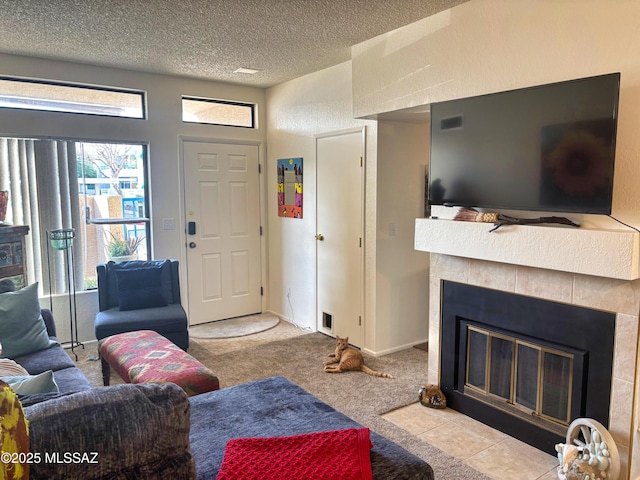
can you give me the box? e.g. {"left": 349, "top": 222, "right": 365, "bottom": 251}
{"left": 106, "top": 231, "right": 145, "bottom": 262}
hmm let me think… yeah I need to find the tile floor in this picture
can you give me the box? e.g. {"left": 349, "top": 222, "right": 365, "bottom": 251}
{"left": 382, "top": 402, "right": 561, "bottom": 480}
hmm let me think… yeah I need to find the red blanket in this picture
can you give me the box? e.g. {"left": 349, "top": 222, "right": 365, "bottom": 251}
{"left": 216, "top": 428, "right": 374, "bottom": 480}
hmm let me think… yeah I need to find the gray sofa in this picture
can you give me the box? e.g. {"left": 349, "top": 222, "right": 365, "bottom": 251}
{"left": 16, "top": 311, "right": 434, "bottom": 479}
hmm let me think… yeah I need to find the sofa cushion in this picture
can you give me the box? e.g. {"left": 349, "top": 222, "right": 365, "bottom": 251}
{"left": 49, "top": 366, "right": 93, "bottom": 393}
{"left": 106, "top": 260, "right": 173, "bottom": 308}
{"left": 0, "top": 283, "right": 58, "bottom": 359}
{"left": 25, "top": 383, "right": 196, "bottom": 480}
{"left": 1, "top": 370, "right": 59, "bottom": 395}
{"left": 14, "top": 343, "right": 76, "bottom": 374}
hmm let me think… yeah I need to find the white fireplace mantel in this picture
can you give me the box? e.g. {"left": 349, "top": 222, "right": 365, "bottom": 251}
{"left": 415, "top": 218, "right": 640, "bottom": 280}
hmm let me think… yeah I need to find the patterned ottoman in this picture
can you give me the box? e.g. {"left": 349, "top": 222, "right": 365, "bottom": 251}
{"left": 99, "top": 330, "right": 219, "bottom": 396}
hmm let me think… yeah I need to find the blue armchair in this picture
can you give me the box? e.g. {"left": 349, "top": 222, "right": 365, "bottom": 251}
{"left": 94, "top": 260, "right": 189, "bottom": 350}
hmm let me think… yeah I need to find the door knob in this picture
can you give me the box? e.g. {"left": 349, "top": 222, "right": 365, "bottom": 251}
{"left": 315, "top": 234, "right": 324, "bottom": 241}
{"left": 189, "top": 242, "right": 197, "bottom": 248}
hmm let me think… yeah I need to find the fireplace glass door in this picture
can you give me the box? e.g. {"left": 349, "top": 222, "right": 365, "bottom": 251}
{"left": 465, "top": 326, "right": 573, "bottom": 428}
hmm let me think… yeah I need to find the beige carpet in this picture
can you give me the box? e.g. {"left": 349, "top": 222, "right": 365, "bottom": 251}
{"left": 189, "top": 313, "right": 280, "bottom": 339}
{"left": 74, "top": 321, "right": 489, "bottom": 480}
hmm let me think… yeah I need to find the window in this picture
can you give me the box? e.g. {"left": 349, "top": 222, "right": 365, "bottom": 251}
{"left": 0, "top": 77, "right": 145, "bottom": 119}
{"left": 0, "top": 138, "right": 150, "bottom": 292}
{"left": 182, "top": 96, "right": 255, "bottom": 128}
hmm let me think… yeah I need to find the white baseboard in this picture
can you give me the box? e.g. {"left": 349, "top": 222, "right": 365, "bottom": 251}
{"left": 362, "top": 338, "right": 428, "bottom": 357}
{"left": 266, "top": 309, "right": 315, "bottom": 333}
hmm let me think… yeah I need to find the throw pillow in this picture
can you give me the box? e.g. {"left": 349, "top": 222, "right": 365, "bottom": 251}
{"left": 0, "top": 380, "right": 30, "bottom": 479}
{"left": 0, "top": 359, "right": 30, "bottom": 376}
{"left": 106, "top": 260, "right": 173, "bottom": 308}
{"left": 0, "top": 283, "right": 58, "bottom": 359}
{"left": 0, "top": 370, "right": 59, "bottom": 395}
{"left": 115, "top": 267, "right": 168, "bottom": 311}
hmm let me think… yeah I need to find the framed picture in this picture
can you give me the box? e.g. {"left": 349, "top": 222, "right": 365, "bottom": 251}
{"left": 277, "top": 157, "right": 303, "bottom": 218}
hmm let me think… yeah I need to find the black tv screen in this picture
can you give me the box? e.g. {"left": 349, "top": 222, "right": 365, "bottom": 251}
{"left": 428, "top": 73, "right": 620, "bottom": 214}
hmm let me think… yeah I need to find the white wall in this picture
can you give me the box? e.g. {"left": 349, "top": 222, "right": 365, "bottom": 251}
{"left": 265, "top": 62, "right": 378, "bottom": 335}
{"left": 0, "top": 52, "right": 266, "bottom": 343}
{"left": 376, "top": 120, "right": 430, "bottom": 352}
{"left": 351, "top": 0, "right": 640, "bottom": 230}
{"left": 266, "top": 63, "right": 432, "bottom": 355}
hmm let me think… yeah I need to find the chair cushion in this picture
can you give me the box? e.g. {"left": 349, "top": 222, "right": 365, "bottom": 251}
{"left": 106, "top": 260, "right": 173, "bottom": 308}
{"left": 115, "top": 267, "right": 168, "bottom": 311}
{"left": 0, "top": 283, "right": 58, "bottom": 359}
{"left": 95, "top": 304, "right": 188, "bottom": 339}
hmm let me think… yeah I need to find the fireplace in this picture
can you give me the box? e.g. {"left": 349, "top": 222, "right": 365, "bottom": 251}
{"left": 416, "top": 218, "right": 640, "bottom": 476}
{"left": 440, "top": 281, "right": 615, "bottom": 453}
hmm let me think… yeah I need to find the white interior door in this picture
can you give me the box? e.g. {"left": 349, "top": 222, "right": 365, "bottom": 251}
{"left": 316, "top": 129, "right": 364, "bottom": 347}
{"left": 183, "top": 141, "right": 262, "bottom": 325}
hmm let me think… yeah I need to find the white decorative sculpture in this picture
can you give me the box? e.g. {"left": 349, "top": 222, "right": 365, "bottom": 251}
{"left": 555, "top": 418, "right": 620, "bottom": 480}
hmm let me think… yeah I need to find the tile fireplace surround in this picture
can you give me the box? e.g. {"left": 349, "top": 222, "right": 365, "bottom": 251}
{"left": 415, "top": 218, "right": 640, "bottom": 480}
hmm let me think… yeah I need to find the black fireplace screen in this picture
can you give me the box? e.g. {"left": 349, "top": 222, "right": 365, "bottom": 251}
{"left": 440, "top": 281, "right": 614, "bottom": 453}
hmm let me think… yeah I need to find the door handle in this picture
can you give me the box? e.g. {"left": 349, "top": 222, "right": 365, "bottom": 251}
{"left": 189, "top": 242, "right": 197, "bottom": 248}
{"left": 315, "top": 234, "right": 324, "bottom": 241}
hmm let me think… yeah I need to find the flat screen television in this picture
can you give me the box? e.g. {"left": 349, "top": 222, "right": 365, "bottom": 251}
{"left": 428, "top": 73, "right": 620, "bottom": 214}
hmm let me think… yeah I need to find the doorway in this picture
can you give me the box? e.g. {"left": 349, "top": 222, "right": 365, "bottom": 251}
{"left": 182, "top": 140, "right": 262, "bottom": 325}
{"left": 316, "top": 129, "right": 365, "bottom": 346}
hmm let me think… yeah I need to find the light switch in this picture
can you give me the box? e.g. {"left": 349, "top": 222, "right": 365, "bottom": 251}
{"left": 162, "top": 218, "right": 175, "bottom": 230}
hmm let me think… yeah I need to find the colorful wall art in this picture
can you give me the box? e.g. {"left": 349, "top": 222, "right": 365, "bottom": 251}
{"left": 277, "top": 157, "right": 303, "bottom": 218}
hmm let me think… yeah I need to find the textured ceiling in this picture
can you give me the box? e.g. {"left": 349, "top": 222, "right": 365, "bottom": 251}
{"left": 0, "top": 0, "right": 467, "bottom": 88}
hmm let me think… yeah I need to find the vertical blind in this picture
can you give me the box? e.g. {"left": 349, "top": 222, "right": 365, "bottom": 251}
{"left": 0, "top": 137, "right": 85, "bottom": 294}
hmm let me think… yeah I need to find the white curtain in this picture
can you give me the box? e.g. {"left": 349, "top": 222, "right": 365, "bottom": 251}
{"left": 0, "top": 138, "right": 84, "bottom": 295}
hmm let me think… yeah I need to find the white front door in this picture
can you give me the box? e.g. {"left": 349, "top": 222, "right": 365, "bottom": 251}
{"left": 316, "top": 129, "right": 364, "bottom": 347}
{"left": 183, "top": 141, "right": 262, "bottom": 325}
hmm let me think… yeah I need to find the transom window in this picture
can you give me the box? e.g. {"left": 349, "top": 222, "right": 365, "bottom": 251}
{"left": 0, "top": 77, "right": 145, "bottom": 119}
{"left": 182, "top": 96, "right": 255, "bottom": 128}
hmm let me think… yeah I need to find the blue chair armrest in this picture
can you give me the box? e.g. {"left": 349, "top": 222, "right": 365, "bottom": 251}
{"left": 97, "top": 264, "right": 110, "bottom": 311}
{"left": 169, "top": 260, "right": 181, "bottom": 304}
